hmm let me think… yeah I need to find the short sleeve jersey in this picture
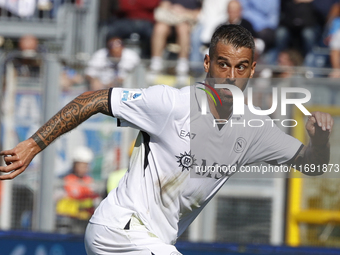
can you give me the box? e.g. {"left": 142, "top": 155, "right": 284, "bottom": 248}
{"left": 90, "top": 84, "right": 302, "bottom": 245}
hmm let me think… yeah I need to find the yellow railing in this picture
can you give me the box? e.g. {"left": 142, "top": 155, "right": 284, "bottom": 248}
{"left": 286, "top": 106, "right": 340, "bottom": 246}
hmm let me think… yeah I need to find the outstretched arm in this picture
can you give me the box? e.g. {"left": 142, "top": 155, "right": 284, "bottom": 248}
{"left": 292, "top": 111, "right": 333, "bottom": 176}
{"left": 0, "top": 89, "right": 111, "bottom": 180}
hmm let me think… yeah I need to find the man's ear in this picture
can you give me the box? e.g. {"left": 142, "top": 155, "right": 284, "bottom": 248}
{"left": 250, "top": 61, "right": 257, "bottom": 78}
{"left": 204, "top": 54, "right": 210, "bottom": 73}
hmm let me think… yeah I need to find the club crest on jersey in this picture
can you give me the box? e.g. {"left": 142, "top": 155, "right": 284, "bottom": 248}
{"left": 234, "top": 137, "right": 247, "bottom": 153}
{"left": 122, "top": 90, "right": 142, "bottom": 101}
{"left": 176, "top": 151, "right": 196, "bottom": 171}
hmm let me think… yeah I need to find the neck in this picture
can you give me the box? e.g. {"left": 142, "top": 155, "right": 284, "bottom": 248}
{"left": 228, "top": 18, "right": 241, "bottom": 25}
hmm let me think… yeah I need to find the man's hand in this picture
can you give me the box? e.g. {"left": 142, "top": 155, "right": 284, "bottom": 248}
{"left": 0, "top": 138, "right": 41, "bottom": 180}
{"left": 306, "top": 111, "right": 333, "bottom": 146}
{"left": 293, "top": 111, "right": 333, "bottom": 176}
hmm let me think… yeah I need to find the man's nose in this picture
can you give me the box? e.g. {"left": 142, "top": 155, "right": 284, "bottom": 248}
{"left": 226, "top": 68, "right": 236, "bottom": 84}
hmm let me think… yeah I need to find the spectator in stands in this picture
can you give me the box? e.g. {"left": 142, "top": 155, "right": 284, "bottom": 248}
{"left": 328, "top": 0, "right": 340, "bottom": 21}
{"left": 19, "top": 35, "right": 38, "bottom": 56}
{"left": 12, "top": 35, "right": 41, "bottom": 78}
{"left": 255, "top": 48, "right": 303, "bottom": 119}
{"left": 276, "top": 0, "right": 319, "bottom": 58}
{"left": 303, "top": 1, "right": 340, "bottom": 68}
{"left": 329, "top": 27, "right": 340, "bottom": 77}
{"left": 260, "top": 49, "right": 304, "bottom": 79}
{"left": 149, "top": 0, "right": 201, "bottom": 84}
{"left": 313, "top": 0, "right": 339, "bottom": 30}
{"left": 0, "top": 0, "right": 36, "bottom": 18}
{"left": 322, "top": 1, "right": 340, "bottom": 46}
{"left": 56, "top": 146, "right": 99, "bottom": 234}
{"left": 327, "top": 0, "right": 340, "bottom": 78}
{"left": 84, "top": 34, "right": 140, "bottom": 90}
{"left": 197, "top": 0, "right": 264, "bottom": 65}
{"left": 195, "top": 0, "right": 230, "bottom": 46}
{"left": 64, "top": 147, "right": 97, "bottom": 202}
{"left": 224, "top": 0, "right": 256, "bottom": 36}
{"left": 190, "top": 0, "right": 230, "bottom": 76}
{"left": 222, "top": 0, "right": 265, "bottom": 61}
{"left": 103, "top": 0, "right": 160, "bottom": 59}
{"left": 239, "top": 0, "right": 279, "bottom": 51}
{"left": 276, "top": 49, "right": 304, "bottom": 78}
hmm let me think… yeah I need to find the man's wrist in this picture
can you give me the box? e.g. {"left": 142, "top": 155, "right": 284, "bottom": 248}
{"left": 310, "top": 139, "right": 330, "bottom": 148}
{"left": 30, "top": 134, "right": 47, "bottom": 152}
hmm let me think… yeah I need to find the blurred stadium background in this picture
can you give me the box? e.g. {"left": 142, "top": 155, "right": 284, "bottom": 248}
{"left": 0, "top": 1, "right": 340, "bottom": 255}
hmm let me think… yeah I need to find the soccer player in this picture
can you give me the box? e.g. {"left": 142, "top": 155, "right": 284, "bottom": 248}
{"left": 0, "top": 25, "right": 333, "bottom": 255}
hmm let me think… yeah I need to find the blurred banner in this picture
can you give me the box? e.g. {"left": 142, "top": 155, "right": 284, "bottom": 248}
{"left": 0, "top": 231, "right": 86, "bottom": 255}
{"left": 1, "top": 232, "right": 340, "bottom": 255}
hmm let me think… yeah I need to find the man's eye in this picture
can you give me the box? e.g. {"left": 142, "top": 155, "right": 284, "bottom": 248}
{"left": 238, "top": 65, "right": 246, "bottom": 70}
{"left": 219, "top": 62, "right": 227, "bottom": 68}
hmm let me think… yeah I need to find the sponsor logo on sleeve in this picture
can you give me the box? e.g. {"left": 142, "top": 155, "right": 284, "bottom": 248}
{"left": 122, "top": 90, "right": 142, "bottom": 101}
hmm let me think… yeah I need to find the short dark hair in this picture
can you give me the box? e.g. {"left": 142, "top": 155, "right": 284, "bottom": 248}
{"left": 209, "top": 24, "right": 255, "bottom": 60}
{"left": 106, "top": 33, "right": 123, "bottom": 48}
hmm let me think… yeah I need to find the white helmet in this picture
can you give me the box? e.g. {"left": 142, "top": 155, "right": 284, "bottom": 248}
{"left": 72, "top": 146, "right": 94, "bottom": 163}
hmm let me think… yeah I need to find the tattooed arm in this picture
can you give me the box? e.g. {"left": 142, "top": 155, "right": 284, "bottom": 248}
{"left": 292, "top": 111, "right": 333, "bottom": 176}
{"left": 0, "top": 89, "right": 111, "bottom": 180}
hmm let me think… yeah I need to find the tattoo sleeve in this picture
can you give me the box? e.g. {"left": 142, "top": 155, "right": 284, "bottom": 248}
{"left": 30, "top": 89, "right": 111, "bottom": 150}
{"left": 293, "top": 142, "right": 330, "bottom": 176}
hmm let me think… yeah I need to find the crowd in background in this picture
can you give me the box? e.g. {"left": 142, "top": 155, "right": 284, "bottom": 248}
{"left": 94, "top": 0, "right": 340, "bottom": 87}
{"left": 87, "top": 0, "right": 340, "bottom": 88}
{"left": 2, "top": 0, "right": 340, "bottom": 90}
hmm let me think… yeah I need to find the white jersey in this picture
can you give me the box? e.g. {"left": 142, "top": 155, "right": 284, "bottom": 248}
{"left": 90, "top": 84, "right": 302, "bottom": 245}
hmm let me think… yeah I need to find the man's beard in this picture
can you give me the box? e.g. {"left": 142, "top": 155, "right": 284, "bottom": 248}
{"left": 211, "top": 77, "right": 237, "bottom": 107}
{"left": 216, "top": 88, "right": 234, "bottom": 107}
{"left": 204, "top": 74, "right": 249, "bottom": 107}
